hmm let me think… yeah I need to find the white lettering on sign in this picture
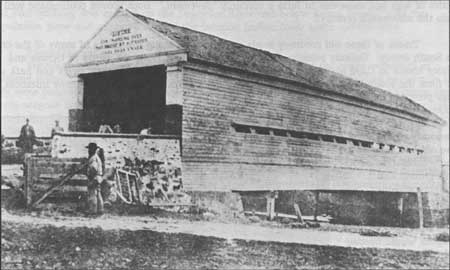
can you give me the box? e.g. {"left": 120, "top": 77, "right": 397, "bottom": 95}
{"left": 94, "top": 28, "right": 148, "bottom": 55}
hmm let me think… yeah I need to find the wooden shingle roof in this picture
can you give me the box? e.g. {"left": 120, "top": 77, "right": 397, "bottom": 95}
{"left": 130, "top": 10, "right": 443, "bottom": 124}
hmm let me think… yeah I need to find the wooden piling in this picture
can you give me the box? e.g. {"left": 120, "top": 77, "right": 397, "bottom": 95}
{"left": 266, "top": 196, "right": 275, "bottom": 220}
{"left": 417, "top": 187, "right": 423, "bottom": 228}
{"left": 266, "top": 191, "right": 278, "bottom": 221}
{"left": 294, "top": 203, "right": 304, "bottom": 223}
{"left": 398, "top": 195, "right": 404, "bottom": 227}
{"left": 314, "top": 191, "right": 320, "bottom": 221}
{"left": 25, "top": 155, "right": 35, "bottom": 207}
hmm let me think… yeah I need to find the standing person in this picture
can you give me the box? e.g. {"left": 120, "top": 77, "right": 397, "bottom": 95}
{"left": 85, "top": 143, "right": 104, "bottom": 216}
{"left": 112, "top": 124, "right": 122, "bottom": 133}
{"left": 18, "top": 118, "right": 36, "bottom": 153}
{"left": 96, "top": 147, "right": 114, "bottom": 206}
{"left": 51, "top": 120, "right": 64, "bottom": 137}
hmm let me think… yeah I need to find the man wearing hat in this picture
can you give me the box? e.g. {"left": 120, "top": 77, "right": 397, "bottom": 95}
{"left": 18, "top": 118, "right": 36, "bottom": 153}
{"left": 86, "top": 142, "right": 104, "bottom": 215}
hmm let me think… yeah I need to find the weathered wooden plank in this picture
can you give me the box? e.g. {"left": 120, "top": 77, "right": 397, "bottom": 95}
{"left": 40, "top": 173, "right": 87, "bottom": 181}
{"left": 184, "top": 69, "right": 438, "bottom": 147}
{"left": 34, "top": 178, "right": 88, "bottom": 186}
{"left": 243, "top": 211, "right": 331, "bottom": 223}
{"left": 31, "top": 163, "right": 88, "bottom": 208}
{"left": 182, "top": 162, "right": 442, "bottom": 192}
{"left": 417, "top": 187, "right": 424, "bottom": 229}
{"left": 41, "top": 191, "right": 86, "bottom": 201}
{"left": 314, "top": 191, "right": 320, "bottom": 221}
{"left": 182, "top": 140, "right": 437, "bottom": 175}
{"left": 181, "top": 67, "right": 441, "bottom": 192}
{"left": 266, "top": 196, "right": 276, "bottom": 221}
{"left": 25, "top": 155, "right": 35, "bottom": 206}
{"left": 184, "top": 62, "right": 443, "bottom": 126}
{"left": 294, "top": 203, "right": 304, "bottom": 223}
{"left": 32, "top": 184, "right": 87, "bottom": 193}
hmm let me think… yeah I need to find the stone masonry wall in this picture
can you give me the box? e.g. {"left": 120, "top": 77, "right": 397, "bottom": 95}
{"left": 51, "top": 133, "right": 181, "bottom": 169}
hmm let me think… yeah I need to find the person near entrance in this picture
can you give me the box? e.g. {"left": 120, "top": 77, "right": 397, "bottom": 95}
{"left": 140, "top": 120, "right": 154, "bottom": 135}
{"left": 85, "top": 142, "right": 104, "bottom": 216}
{"left": 51, "top": 120, "right": 64, "bottom": 137}
{"left": 18, "top": 118, "right": 36, "bottom": 153}
{"left": 98, "top": 124, "right": 113, "bottom": 133}
{"left": 113, "top": 124, "right": 122, "bottom": 133}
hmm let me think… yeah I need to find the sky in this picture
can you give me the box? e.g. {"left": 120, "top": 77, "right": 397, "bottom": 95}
{"left": 2, "top": 1, "right": 449, "bottom": 160}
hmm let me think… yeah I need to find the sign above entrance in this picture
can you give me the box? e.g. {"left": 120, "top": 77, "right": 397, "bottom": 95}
{"left": 94, "top": 27, "right": 149, "bottom": 56}
{"left": 67, "top": 8, "right": 183, "bottom": 68}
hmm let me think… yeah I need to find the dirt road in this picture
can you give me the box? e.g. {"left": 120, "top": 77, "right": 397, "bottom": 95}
{"left": 2, "top": 210, "right": 448, "bottom": 254}
{"left": 2, "top": 219, "right": 448, "bottom": 269}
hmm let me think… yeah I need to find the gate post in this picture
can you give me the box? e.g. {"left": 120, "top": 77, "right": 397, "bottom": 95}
{"left": 24, "top": 154, "right": 35, "bottom": 207}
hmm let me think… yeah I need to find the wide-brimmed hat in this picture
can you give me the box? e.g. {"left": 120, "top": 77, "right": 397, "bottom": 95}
{"left": 86, "top": 142, "right": 98, "bottom": 150}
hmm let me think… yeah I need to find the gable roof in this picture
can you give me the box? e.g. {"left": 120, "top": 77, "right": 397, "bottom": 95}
{"left": 128, "top": 9, "right": 443, "bottom": 124}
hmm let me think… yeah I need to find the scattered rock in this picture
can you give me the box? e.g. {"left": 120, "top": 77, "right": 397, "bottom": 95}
{"left": 291, "top": 222, "right": 309, "bottom": 229}
{"left": 248, "top": 215, "right": 260, "bottom": 223}
{"left": 436, "top": 232, "right": 449, "bottom": 242}
{"left": 359, "top": 229, "right": 396, "bottom": 237}
{"left": 202, "top": 212, "right": 215, "bottom": 220}
{"left": 41, "top": 210, "right": 53, "bottom": 217}
{"left": 2, "top": 238, "right": 13, "bottom": 249}
{"left": 306, "top": 221, "right": 320, "bottom": 228}
{"left": 280, "top": 217, "right": 292, "bottom": 224}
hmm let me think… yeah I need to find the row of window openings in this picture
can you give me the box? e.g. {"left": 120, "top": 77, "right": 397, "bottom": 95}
{"left": 232, "top": 124, "right": 424, "bottom": 155}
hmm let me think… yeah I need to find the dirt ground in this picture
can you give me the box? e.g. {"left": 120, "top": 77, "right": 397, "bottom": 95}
{"left": 2, "top": 217, "right": 449, "bottom": 270}
{"left": 2, "top": 205, "right": 449, "bottom": 270}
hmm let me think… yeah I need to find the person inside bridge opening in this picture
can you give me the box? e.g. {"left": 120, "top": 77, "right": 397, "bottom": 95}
{"left": 112, "top": 123, "right": 122, "bottom": 133}
{"left": 18, "top": 118, "right": 36, "bottom": 153}
{"left": 98, "top": 124, "right": 113, "bottom": 133}
{"left": 139, "top": 120, "right": 154, "bottom": 135}
{"left": 51, "top": 120, "right": 64, "bottom": 137}
{"left": 86, "top": 142, "right": 104, "bottom": 216}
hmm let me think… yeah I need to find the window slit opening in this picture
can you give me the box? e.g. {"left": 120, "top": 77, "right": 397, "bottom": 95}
{"left": 231, "top": 123, "right": 423, "bottom": 155}
{"left": 361, "top": 141, "right": 372, "bottom": 148}
{"left": 273, "top": 129, "right": 287, "bottom": 137}
{"left": 254, "top": 127, "right": 270, "bottom": 135}
{"left": 233, "top": 124, "right": 251, "bottom": 133}
{"left": 321, "top": 135, "right": 334, "bottom": 142}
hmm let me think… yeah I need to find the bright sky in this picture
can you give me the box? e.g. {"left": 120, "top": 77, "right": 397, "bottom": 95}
{"left": 2, "top": 1, "right": 449, "bottom": 160}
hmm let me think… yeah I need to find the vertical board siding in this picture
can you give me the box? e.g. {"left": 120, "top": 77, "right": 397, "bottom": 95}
{"left": 181, "top": 67, "right": 442, "bottom": 192}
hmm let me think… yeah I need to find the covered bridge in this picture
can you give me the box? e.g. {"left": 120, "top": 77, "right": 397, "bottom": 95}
{"left": 62, "top": 7, "right": 444, "bottom": 194}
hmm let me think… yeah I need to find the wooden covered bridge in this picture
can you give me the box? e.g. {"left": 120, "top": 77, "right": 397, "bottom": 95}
{"left": 25, "top": 7, "right": 447, "bottom": 226}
